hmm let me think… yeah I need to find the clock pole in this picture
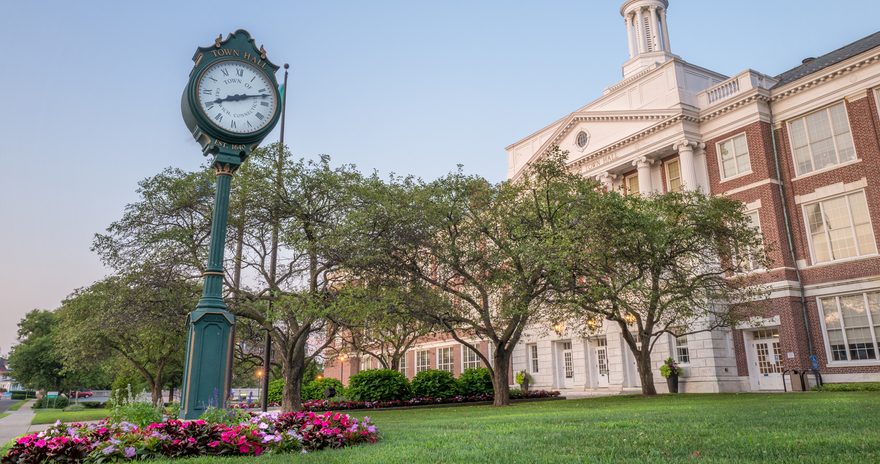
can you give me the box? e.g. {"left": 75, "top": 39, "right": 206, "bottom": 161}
{"left": 179, "top": 30, "right": 283, "bottom": 420}
{"left": 179, "top": 155, "right": 239, "bottom": 420}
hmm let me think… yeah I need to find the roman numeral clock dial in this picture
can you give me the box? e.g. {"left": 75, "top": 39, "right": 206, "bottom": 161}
{"left": 196, "top": 61, "right": 277, "bottom": 134}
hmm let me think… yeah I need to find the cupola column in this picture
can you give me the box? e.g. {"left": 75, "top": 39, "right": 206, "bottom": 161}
{"left": 659, "top": 7, "right": 671, "bottom": 51}
{"left": 625, "top": 15, "right": 635, "bottom": 58}
{"left": 649, "top": 6, "right": 660, "bottom": 51}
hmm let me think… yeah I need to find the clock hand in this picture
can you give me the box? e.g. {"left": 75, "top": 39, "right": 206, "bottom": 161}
{"left": 210, "top": 93, "right": 270, "bottom": 104}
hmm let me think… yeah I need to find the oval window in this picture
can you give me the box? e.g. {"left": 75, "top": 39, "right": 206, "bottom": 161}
{"left": 576, "top": 131, "right": 590, "bottom": 149}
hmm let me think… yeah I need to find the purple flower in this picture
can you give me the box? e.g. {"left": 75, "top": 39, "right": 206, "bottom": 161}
{"left": 124, "top": 447, "right": 137, "bottom": 458}
{"left": 102, "top": 445, "right": 116, "bottom": 455}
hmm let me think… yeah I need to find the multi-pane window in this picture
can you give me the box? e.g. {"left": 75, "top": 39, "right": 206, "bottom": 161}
{"left": 562, "top": 342, "right": 574, "bottom": 379}
{"left": 528, "top": 343, "right": 539, "bottom": 373}
{"left": 437, "top": 347, "right": 454, "bottom": 373}
{"left": 735, "top": 210, "right": 764, "bottom": 272}
{"left": 804, "top": 191, "right": 876, "bottom": 264}
{"left": 665, "top": 159, "right": 682, "bottom": 192}
{"left": 462, "top": 345, "right": 482, "bottom": 370}
{"left": 819, "top": 292, "right": 880, "bottom": 362}
{"left": 718, "top": 134, "right": 752, "bottom": 179}
{"left": 673, "top": 332, "right": 690, "bottom": 364}
{"left": 625, "top": 174, "right": 639, "bottom": 196}
{"left": 398, "top": 353, "right": 408, "bottom": 375}
{"left": 360, "top": 357, "right": 373, "bottom": 371}
{"left": 788, "top": 103, "right": 856, "bottom": 176}
{"left": 415, "top": 350, "right": 430, "bottom": 374}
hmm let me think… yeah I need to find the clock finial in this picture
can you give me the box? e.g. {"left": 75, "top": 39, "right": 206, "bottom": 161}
{"left": 214, "top": 34, "right": 223, "bottom": 48}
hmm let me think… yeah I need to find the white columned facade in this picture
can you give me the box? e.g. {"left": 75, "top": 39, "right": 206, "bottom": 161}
{"left": 659, "top": 8, "right": 671, "bottom": 51}
{"left": 597, "top": 173, "right": 617, "bottom": 191}
{"left": 648, "top": 6, "right": 660, "bottom": 51}
{"left": 633, "top": 157, "right": 654, "bottom": 195}
{"left": 674, "top": 140, "right": 699, "bottom": 191}
{"left": 635, "top": 8, "right": 647, "bottom": 54}
{"left": 625, "top": 16, "right": 635, "bottom": 58}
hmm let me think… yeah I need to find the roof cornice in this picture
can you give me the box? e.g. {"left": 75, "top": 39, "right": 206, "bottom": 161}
{"left": 770, "top": 49, "right": 880, "bottom": 102}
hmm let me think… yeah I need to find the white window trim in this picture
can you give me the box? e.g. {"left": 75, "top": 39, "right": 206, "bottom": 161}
{"left": 437, "top": 346, "right": 454, "bottom": 373}
{"left": 415, "top": 350, "right": 431, "bottom": 374}
{"left": 527, "top": 343, "right": 539, "bottom": 374}
{"left": 664, "top": 158, "right": 682, "bottom": 193}
{"left": 461, "top": 344, "right": 482, "bottom": 372}
{"left": 735, "top": 209, "right": 765, "bottom": 274}
{"left": 715, "top": 132, "right": 753, "bottom": 182}
{"left": 817, "top": 292, "right": 880, "bottom": 366}
{"left": 671, "top": 333, "right": 691, "bottom": 366}
{"left": 802, "top": 190, "right": 878, "bottom": 265}
{"left": 624, "top": 173, "right": 639, "bottom": 195}
{"left": 791, "top": 158, "right": 862, "bottom": 182}
{"left": 786, "top": 101, "right": 858, "bottom": 178}
{"left": 399, "top": 352, "right": 408, "bottom": 375}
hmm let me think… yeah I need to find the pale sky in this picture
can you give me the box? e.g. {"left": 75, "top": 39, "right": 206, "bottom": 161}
{"left": 1, "top": 0, "right": 877, "bottom": 353}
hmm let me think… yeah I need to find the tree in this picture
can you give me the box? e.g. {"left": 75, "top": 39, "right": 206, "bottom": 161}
{"left": 330, "top": 284, "right": 439, "bottom": 371}
{"left": 7, "top": 310, "right": 65, "bottom": 391}
{"left": 337, "top": 160, "right": 564, "bottom": 406}
{"left": 230, "top": 147, "right": 363, "bottom": 411}
{"left": 544, "top": 162, "right": 768, "bottom": 395}
{"left": 56, "top": 267, "right": 197, "bottom": 405}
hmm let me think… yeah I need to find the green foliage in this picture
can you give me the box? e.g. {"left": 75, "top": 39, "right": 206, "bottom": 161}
{"left": 63, "top": 403, "right": 86, "bottom": 412}
{"left": 659, "top": 358, "right": 680, "bottom": 378}
{"left": 302, "top": 377, "right": 344, "bottom": 401}
{"left": 515, "top": 371, "right": 531, "bottom": 385}
{"left": 9, "top": 391, "right": 36, "bottom": 400}
{"left": 267, "top": 378, "right": 285, "bottom": 404}
{"left": 816, "top": 382, "right": 880, "bottom": 392}
{"left": 199, "top": 406, "right": 251, "bottom": 425}
{"left": 411, "top": 370, "right": 459, "bottom": 399}
{"left": 110, "top": 400, "right": 163, "bottom": 427}
{"left": 7, "top": 310, "right": 65, "bottom": 391}
{"left": 32, "top": 396, "right": 69, "bottom": 409}
{"left": 347, "top": 369, "right": 411, "bottom": 402}
{"left": 458, "top": 368, "right": 494, "bottom": 396}
{"left": 166, "top": 402, "right": 180, "bottom": 420}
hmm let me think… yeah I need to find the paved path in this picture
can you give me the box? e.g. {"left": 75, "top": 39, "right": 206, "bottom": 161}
{"left": 0, "top": 400, "right": 36, "bottom": 444}
{"left": 0, "top": 399, "right": 18, "bottom": 414}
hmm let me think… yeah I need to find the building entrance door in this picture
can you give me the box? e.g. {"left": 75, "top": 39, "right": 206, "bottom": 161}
{"left": 557, "top": 341, "right": 574, "bottom": 389}
{"left": 593, "top": 338, "right": 610, "bottom": 387}
{"left": 749, "top": 329, "right": 783, "bottom": 390}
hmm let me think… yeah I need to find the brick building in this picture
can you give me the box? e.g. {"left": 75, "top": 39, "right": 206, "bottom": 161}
{"left": 327, "top": 0, "right": 880, "bottom": 393}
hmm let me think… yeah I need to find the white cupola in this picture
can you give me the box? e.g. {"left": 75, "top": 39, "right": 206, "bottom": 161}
{"left": 620, "top": 0, "right": 674, "bottom": 77}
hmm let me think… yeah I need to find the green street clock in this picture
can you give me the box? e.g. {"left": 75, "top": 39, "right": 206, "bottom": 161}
{"left": 179, "top": 30, "right": 281, "bottom": 420}
{"left": 181, "top": 29, "right": 282, "bottom": 165}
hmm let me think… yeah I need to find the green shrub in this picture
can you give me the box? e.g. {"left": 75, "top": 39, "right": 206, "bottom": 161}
{"left": 79, "top": 401, "right": 107, "bottom": 409}
{"left": 347, "top": 369, "right": 411, "bottom": 401}
{"left": 110, "top": 401, "right": 163, "bottom": 427}
{"left": 165, "top": 402, "right": 180, "bottom": 420}
{"left": 63, "top": 403, "right": 86, "bottom": 412}
{"left": 816, "top": 382, "right": 880, "bottom": 392}
{"left": 32, "top": 396, "right": 68, "bottom": 409}
{"left": 302, "top": 378, "right": 345, "bottom": 401}
{"left": 458, "top": 368, "right": 494, "bottom": 396}
{"left": 10, "top": 391, "right": 36, "bottom": 400}
{"left": 411, "top": 370, "right": 459, "bottom": 399}
{"left": 267, "top": 378, "right": 285, "bottom": 404}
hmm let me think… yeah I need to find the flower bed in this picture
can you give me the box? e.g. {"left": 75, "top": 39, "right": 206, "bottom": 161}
{"left": 1, "top": 411, "right": 378, "bottom": 464}
{"left": 300, "top": 390, "right": 562, "bottom": 412}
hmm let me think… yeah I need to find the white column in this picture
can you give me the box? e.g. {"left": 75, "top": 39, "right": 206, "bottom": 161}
{"left": 635, "top": 8, "right": 646, "bottom": 54}
{"left": 596, "top": 173, "right": 617, "bottom": 191}
{"left": 659, "top": 8, "right": 671, "bottom": 52}
{"left": 633, "top": 157, "right": 654, "bottom": 195}
{"left": 625, "top": 16, "right": 634, "bottom": 58}
{"left": 648, "top": 7, "right": 660, "bottom": 52}
{"left": 675, "top": 140, "right": 698, "bottom": 191}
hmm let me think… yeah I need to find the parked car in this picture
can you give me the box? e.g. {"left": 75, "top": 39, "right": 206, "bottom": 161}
{"left": 68, "top": 390, "right": 94, "bottom": 398}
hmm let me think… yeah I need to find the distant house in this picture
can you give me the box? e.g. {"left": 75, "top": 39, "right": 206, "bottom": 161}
{"left": 0, "top": 357, "right": 23, "bottom": 392}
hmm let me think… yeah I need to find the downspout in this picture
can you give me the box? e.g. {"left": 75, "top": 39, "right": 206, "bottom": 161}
{"left": 767, "top": 104, "right": 817, "bottom": 367}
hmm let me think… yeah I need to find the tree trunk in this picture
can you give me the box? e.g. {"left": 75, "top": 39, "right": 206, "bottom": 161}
{"left": 491, "top": 350, "right": 511, "bottom": 406}
{"left": 636, "top": 349, "right": 657, "bottom": 395}
{"left": 281, "top": 340, "right": 307, "bottom": 412}
{"left": 150, "top": 381, "right": 162, "bottom": 407}
{"left": 168, "top": 385, "right": 175, "bottom": 404}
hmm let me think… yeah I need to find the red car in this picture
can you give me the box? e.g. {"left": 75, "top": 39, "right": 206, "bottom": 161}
{"left": 68, "top": 391, "right": 94, "bottom": 398}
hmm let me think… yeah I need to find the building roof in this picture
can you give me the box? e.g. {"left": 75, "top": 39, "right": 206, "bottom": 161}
{"left": 0, "top": 357, "right": 7, "bottom": 373}
{"left": 773, "top": 31, "right": 880, "bottom": 88}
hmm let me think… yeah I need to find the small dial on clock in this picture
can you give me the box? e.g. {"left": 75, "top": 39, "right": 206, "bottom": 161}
{"left": 196, "top": 60, "right": 278, "bottom": 134}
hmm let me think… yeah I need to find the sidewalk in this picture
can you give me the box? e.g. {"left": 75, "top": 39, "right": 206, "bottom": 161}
{"left": 0, "top": 400, "right": 36, "bottom": 444}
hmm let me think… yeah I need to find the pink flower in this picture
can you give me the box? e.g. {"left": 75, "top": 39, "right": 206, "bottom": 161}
{"left": 239, "top": 445, "right": 250, "bottom": 453}
{"left": 208, "top": 441, "right": 220, "bottom": 448}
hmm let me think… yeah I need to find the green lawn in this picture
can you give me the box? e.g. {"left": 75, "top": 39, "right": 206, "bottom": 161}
{"left": 0, "top": 413, "right": 8, "bottom": 420}
{"left": 31, "top": 408, "right": 112, "bottom": 425}
{"left": 7, "top": 400, "right": 27, "bottom": 412}
{"left": 146, "top": 392, "right": 879, "bottom": 464}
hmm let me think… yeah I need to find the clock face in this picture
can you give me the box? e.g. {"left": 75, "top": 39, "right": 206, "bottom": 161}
{"left": 196, "top": 60, "right": 278, "bottom": 135}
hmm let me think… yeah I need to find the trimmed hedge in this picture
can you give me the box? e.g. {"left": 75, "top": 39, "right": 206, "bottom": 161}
{"left": 816, "top": 382, "right": 880, "bottom": 392}
{"left": 302, "top": 378, "right": 344, "bottom": 401}
{"left": 10, "top": 391, "right": 37, "bottom": 400}
{"left": 411, "top": 370, "right": 459, "bottom": 399}
{"left": 347, "top": 369, "right": 411, "bottom": 402}
{"left": 457, "top": 368, "right": 494, "bottom": 396}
